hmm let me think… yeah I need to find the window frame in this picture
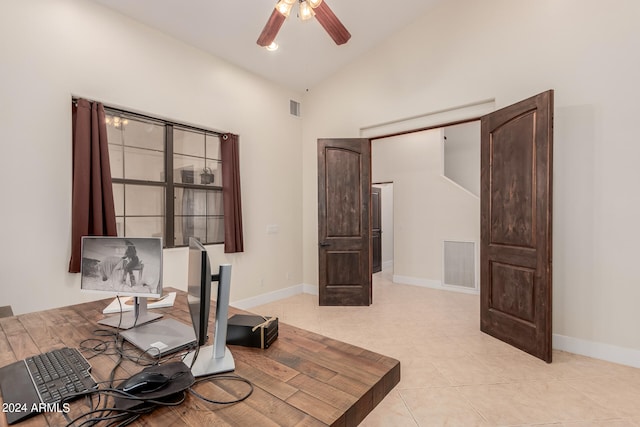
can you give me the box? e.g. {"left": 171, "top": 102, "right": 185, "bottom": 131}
{"left": 104, "top": 105, "right": 225, "bottom": 248}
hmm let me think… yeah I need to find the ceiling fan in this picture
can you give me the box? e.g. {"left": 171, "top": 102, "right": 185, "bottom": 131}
{"left": 257, "top": 0, "right": 351, "bottom": 47}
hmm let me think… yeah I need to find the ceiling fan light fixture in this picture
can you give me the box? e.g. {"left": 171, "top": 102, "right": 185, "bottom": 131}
{"left": 258, "top": 0, "right": 350, "bottom": 47}
{"left": 275, "top": 0, "right": 293, "bottom": 17}
{"left": 266, "top": 41, "right": 279, "bottom": 51}
{"left": 299, "top": 0, "right": 315, "bottom": 20}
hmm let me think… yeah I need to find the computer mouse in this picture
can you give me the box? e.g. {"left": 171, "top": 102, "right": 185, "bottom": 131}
{"left": 121, "top": 371, "right": 170, "bottom": 394}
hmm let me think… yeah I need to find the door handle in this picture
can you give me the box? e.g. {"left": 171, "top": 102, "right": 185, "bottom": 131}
{"left": 319, "top": 242, "right": 331, "bottom": 247}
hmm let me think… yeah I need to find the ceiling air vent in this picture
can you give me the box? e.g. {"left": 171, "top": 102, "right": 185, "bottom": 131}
{"left": 290, "top": 100, "right": 301, "bottom": 117}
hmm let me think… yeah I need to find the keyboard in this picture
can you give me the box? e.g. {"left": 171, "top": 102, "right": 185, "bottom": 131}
{"left": 0, "top": 347, "right": 99, "bottom": 424}
{"left": 24, "top": 347, "right": 98, "bottom": 404}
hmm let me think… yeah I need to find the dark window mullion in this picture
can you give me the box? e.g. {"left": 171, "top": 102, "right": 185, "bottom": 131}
{"left": 99, "top": 100, "right": 227, "bottom": 246}
{"left": 112, "top": 178, "right": 166, "bottom": 186}
{"left": 122, "top": 184, "right": 127, "bottom": 238}
{"left": 166, "top": 125, "right": 175, "bottom": 248}
{"left": 174, "top": 183, "right": 223, "bottom": 191}
{"left": 121, "top": 125, "right": 127, "bottom": 238}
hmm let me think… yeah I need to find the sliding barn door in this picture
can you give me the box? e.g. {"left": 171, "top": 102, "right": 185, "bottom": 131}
{"left": 480, "top": 90, "right": 554, "bottom": 362}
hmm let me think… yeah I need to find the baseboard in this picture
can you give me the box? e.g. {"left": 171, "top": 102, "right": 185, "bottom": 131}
{"left": 231, "top": 284, "right": 304, "bottom": 310}
{"left": 302, "top": 283, "right": 319, "bottom": 296}
{"left": 231, "top": 283, "right": 317, "bottom": 310}
{"left": 553, "top": 334, "right": 640, "bottom": 369}
{"left": 382, "top": 260, "right": 394, "bottom": 270}
{"left": 393, "top": 274, "right": 639, "bottom": 367}
{"left": 393, "top": 274, "right": 479, "bottom": 295}
{"left": 231, "top": 281, "right": 639, "bottom": 369}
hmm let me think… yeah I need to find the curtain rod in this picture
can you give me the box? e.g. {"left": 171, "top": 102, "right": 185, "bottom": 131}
{"left": 71, "top": 96, "right": 226, "bottom": 137}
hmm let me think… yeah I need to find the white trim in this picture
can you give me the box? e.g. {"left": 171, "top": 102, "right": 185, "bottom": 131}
{"left": 359, "top": 98, "right": 495, "bottom": 139}
{"left": 382, "top": 260, "right": 394, "bottom": 270}
{"left": 302, "top": 283, "right": 319, "bottom": 296}
{"left": 440, "top": 175, "right": 480, "bottom": 199}
{"left": 231, "top": 285, "right": 303, "bottom": 309}
{"left": 553, "top": 334, "right": 640, "bottom": 369}
{"left": 393, "top": 274, "right": 480, "bottom": 295}
{"left": 233, "top": 283, "right": 640, "bottom": 369}
{"left": 231, "top": 283, "right": 314, "bottom": 310}
{"left": 393, "top": 275, "right": 441, "bottom": 288}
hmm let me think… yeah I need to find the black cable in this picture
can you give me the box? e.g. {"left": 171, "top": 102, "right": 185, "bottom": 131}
{"left": 116, "top": 296, "right": 124, "bottom": 330}
{"left": 57, "top": 358, "right": 254, "bottom": 425}
{"left": 78, "top": 338, "right": 110, "bottom": 358}
{"left": 116, "top": 341, "right": 161, "bottom": 367}
{"left": 61, "top": 388, "right": 186, "bottom": 427}
{"left": 78, "top": 324, "right": 164, "bottom": 368}
{"left": 188, "top": 344, "right": 201, "bottom": 370}
{"left": 63, "top": 404, "right": 150, "bottom": 427}
{"left": 109, "top": 413, "right": 141, "bottom": 427}
{"left": 64, "top": 409, "right": 132, "bottom": 427}
{"left": 66, "top": 303, "right": 256, "bottom": 423}
{"left": 99, "top": 387, "right": 188, "bottom": 405}
{"left": 188, "top": 374, "right": 254, "bottom": 405}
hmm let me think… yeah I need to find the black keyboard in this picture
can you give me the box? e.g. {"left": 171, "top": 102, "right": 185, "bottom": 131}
{"left": 24, "top": 347, "right": 98, "bottom": 404}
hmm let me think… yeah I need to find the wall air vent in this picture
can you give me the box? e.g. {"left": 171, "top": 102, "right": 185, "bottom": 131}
{"left": 443, "top": 240, "right": 476, "bottom": 289}
{"left": 290, "top": 100, "right": 301, "bottom": 117}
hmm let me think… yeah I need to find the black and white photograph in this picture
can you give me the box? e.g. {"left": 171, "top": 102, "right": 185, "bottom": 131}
{"left": 81, "top": 237, "right": 163, "bottom": 297}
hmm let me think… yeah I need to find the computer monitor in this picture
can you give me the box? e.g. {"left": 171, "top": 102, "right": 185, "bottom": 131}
{"left": 182, "top": 237, "right": 235, "bottom": 377}
{"left": 187, "top": 237, "right": 211, "bottom": 347}
{"left": 81, "top": 236, "right": 164, "bottom": 329}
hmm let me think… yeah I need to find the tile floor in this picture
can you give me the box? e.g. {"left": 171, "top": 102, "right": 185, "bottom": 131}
{"left": 252, "top": 270, "right": 640, "bottom": 426}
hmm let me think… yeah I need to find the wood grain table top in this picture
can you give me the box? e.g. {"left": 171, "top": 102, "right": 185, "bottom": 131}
{"left": 0, "top": 289, "right": 400, "bottom": 426}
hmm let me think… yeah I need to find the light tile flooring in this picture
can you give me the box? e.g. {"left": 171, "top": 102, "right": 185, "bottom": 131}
{"left": 252, "top": 270, "right": 640, "bottom": 426}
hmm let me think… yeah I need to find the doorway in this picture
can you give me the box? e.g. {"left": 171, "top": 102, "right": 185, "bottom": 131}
{"left": 371, "top": 123, "right": 480, "bottom": 294}
{"left": 372, "top": 183, "right": 394, "bottom": 275}
{"left": 318, "top": 91, "right": 553, "bottom": 362}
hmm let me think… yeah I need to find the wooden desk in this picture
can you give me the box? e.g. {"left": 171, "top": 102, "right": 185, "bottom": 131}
{"left": 0, "top": 290, "right": 400, "bottom": 426}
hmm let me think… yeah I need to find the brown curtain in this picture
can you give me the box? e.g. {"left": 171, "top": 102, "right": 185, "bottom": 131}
{"left": 221, "top": 133, "right": 244, "bottom": 253}
{"left": 68, "top": 99, "right": 118, "bottom": 272}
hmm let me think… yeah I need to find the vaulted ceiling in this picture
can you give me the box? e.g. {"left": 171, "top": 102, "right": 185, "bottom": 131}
{"left": 91, "top": 0, "right": 444, "bottom": 92}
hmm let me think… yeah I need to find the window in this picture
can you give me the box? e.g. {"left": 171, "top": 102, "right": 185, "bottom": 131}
{"left": 106, "top": 109, "right": 224, "bottom": 248}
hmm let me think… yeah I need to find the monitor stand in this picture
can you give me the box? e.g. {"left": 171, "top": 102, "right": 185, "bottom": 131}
{"left": 98, "top": 297, "right": 162, "bottom": 330}
{"left": 183, "top": 345, "right": 235, "bottom": 377}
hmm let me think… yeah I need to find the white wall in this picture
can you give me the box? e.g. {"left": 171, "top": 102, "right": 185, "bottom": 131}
{"left": 372, "top": 130, "right": 479, "bottom": 286}
{"left": 443, "top": 121, "right": 481, "bottom": 197}
{"left": 379, "top": 184, "right": 394, "bottom": 268}
{"left": 4, "top": 0, "right": 640, "bottom": 367}
{"left": 302, "top": 0, "right": 640, "bottom": 357}
{"left": 0, "top": 0, "right": 303, "bottom": 314}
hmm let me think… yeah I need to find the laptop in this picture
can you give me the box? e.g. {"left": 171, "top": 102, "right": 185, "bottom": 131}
{"left": 119, "top": 318, "right": 196, "bottom": 357}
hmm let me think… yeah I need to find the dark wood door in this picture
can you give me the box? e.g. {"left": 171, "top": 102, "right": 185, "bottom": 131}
{"left": 318, "top": 138, "right": 372, "bottom": 306}
{"left": 372, "top": 186, "right": 382, "bottom": 273}
{"left": 480, "top": 90, "right": 554, "bottom": 362}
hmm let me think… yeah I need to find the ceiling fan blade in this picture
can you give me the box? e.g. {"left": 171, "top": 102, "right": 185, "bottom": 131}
{"left": 257, "top": 9, "right": 286, "bottom": 47}
{"left": 314, "top": 1, "right": 351, "bottom": 45}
